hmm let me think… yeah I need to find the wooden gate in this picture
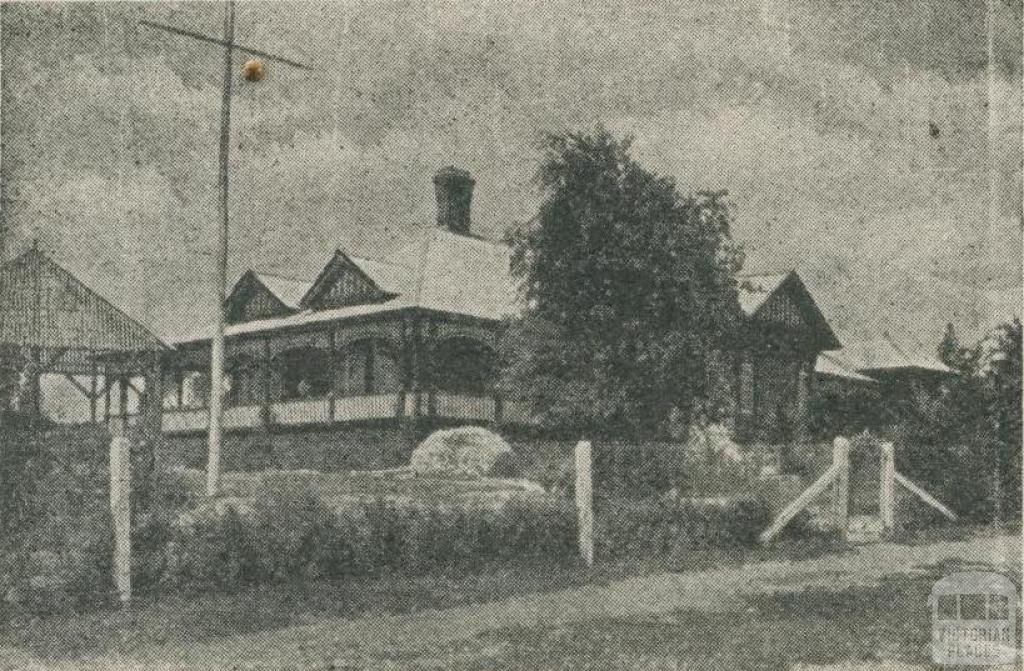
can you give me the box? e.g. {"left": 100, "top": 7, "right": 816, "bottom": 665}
{"left": 760, "top": 436, "right": 957, "bottom": 543}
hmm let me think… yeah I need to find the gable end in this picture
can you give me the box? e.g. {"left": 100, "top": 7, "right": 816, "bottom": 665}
{"left": 300, "top": 251, "right": 393, "bottom": 310}
{"left": 226, "top": 272, "right": 295, "bottom": 324}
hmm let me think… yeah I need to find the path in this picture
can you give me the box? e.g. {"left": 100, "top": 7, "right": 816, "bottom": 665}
{"left": 4, "top": 534, "right": 1018, "bottom": 670}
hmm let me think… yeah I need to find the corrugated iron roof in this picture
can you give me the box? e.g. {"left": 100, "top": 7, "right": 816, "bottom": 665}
{"left": 815, "top": 351, "right": 877, "bottom": 383}
{"left": 348, "top": 255, "right": 417, "bottom": 296}
{"left": 384, "top": 228, "right": 517, "bottom": 320}
{"left": 183, "top": 234, "right": 837, "bottom": 347}
{"left": 184, "top": 298, "right": 411, "bottom": 341}
{"left": 840, "top": 334, "right": 951, "bottom": 373}
{"left": 0, "top": 248, "right": 167, "bottom": 353}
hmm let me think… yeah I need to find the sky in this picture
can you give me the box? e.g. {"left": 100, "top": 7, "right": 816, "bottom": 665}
{"left": 1, "top": 0, "right": 1021, "bottom": 351}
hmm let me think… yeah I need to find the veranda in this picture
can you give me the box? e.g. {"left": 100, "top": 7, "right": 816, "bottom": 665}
{"left": 161, "top": 308, "right": 533, "bottom": 435}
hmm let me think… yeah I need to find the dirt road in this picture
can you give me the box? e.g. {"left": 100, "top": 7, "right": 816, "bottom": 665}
{"left": 4, "top": 534, "right": 1018, "bottom": 670}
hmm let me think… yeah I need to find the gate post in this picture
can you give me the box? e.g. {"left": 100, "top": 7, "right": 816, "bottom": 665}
{"left": 109, "top": 421, "right": 132, "bottom": 605}
{"left": 575, "top": 440, "right": 594, "bottom": 566}
{"left": 880, "top": 441, "right": 896, "bottom": 533}
{"left": 832, "top": 437, "right": 850, "bottom": 541}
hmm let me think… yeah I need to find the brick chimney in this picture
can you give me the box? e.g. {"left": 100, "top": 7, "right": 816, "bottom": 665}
{"left": 433, "top": 167, "right": 474, "bottom": 235}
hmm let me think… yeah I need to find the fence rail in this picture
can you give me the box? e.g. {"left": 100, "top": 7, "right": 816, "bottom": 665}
{"left": 434, "top": 393, "right": 495, "bottom": 421}
{"left": 224, "top": 405, "right": 262, "bottom": 430}
{"left": 162, "top": 393, "right": 537, "bottom": 432}
{"left": 335, "top": 393, "right": 402, "bottom": 421}
{"left": 272, "top": 398, "right": 332, "bottom": 425}
{"left": 162, "top": 409, "right": 208, "bottom": 434}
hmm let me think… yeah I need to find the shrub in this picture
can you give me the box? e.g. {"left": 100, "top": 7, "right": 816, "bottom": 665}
{"left": 591, "top": 440, "right": 762, "bottom": 501}
{"left": 592, "top": 442, "right": 683, "bottom": 500}
{"left": 523, "top": 454, "right": 575, "bottom": 495}
{"left": 0, "top": 421, "right": 117, "bottom": 616}
{"left": 595, "top": 497, "right": 770, "bottom": 559}
{"left": 159, "top": 491, "right": 579, "bottom": 592}
{"left": 893, "top": 435, "right": 995, "bottom": 524}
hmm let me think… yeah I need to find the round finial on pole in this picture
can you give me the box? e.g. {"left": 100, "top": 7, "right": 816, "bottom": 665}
{"left": 242, "top": 59, "right": 264, "bottom": 82}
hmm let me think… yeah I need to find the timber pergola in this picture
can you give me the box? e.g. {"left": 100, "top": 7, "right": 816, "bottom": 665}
{"left": 0, "top": 246, "right": 169, "bottom": 429}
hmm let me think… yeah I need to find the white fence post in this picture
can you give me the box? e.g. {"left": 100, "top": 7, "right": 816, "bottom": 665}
{"left": 109, "top": 422, "right": 132, "bottom": 605}
{"left": 880, "top": 441, "right": 896, "bottom": 533}
{"left": 575, "top": 440, "right": 594, "bottom": 566}
{"left": 832, "top": 437, "right": 850, "bottom": 541}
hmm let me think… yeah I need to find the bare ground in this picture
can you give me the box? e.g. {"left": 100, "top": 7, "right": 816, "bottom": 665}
{"left": 1, "top": 534, "right": 1018, "bottom": 671}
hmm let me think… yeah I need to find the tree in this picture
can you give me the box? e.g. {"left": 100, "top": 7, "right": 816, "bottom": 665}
{"left": 500, "top": 128, "right": 742, "bottom": 439}
{"left": 938, "top": 322, "right": 968, "bottom": 372}
{"left": 894, "top": 319, "right": 1022, "bottom": 523}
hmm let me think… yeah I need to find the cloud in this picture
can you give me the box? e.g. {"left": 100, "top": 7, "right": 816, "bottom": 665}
{"left": 2, "top": 0, "right": 1020, "bottom": 347}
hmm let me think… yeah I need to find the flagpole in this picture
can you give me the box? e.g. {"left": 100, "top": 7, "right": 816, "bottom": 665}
{"left": 138, "top": 2, "right": 311, "bottom": 497}
{"left": 206, "top": 0, "right": 236, "bottom": 497}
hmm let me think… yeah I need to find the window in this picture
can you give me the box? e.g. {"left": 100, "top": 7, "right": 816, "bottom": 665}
{"left": 959, "top": 594, "right": 986, "bottom": 621}
{"left": 936, "top": 594, "right": 959, "bottom": 621}
{"left": 989, "top": 594, "right": 1010, "bottom": 620}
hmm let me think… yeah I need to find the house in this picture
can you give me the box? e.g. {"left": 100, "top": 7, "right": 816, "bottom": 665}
{"left": 810, "top": 333, "right": 953, "bottom": 434}
{"left": 160, "top": 167, "right": 842, "bottom": 469}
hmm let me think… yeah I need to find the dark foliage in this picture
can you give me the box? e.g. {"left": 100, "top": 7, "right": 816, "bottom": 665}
{"left": 501, "top": 128, "right": 743, "bottom": 439}
{"left": 164, "top": 495, "right": 579, "bottom": 593}
{"left": 892, "top": 319, "right": 1022, "bottom": 522}
{"left": 595, "top": 497, "right": 770, "bottom": 559}
{"left": 0, "top": 421, "right": 115, "bottom": 615}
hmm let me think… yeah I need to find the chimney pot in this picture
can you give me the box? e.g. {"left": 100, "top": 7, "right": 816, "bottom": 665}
{"left": 433, "top": 166, "right": 474, "bottom": 235}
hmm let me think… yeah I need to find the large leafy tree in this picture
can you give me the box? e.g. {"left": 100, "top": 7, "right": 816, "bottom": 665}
{"left": 501, "top": 128, "right": 742, "bottom": 439}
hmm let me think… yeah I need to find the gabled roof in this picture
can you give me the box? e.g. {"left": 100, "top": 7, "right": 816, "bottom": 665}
{"left": 184, "top": 237, "right": 832, "bottom": 346}
{"left": 0, "top": 248, "right": 167, "bottom": 353}
{"left": 348, "top": 255, "right": 416, "bottom": 295}
{"left": 839, "top": 334, "right": 951, "bottom": 374}
{"left": 815, "top": 351, "right": 877, "bottom": 383}
{"left": 736, "top": 272, "right": 790, "bottom": 316}
{"left": 297, "top": 249, "right": 406, "bottom": 310}
{"left": 736, "top": 270, "right": 841, "bottom": 350}
{"left": 179, "top": 229, "right": 516, "bottom": 343}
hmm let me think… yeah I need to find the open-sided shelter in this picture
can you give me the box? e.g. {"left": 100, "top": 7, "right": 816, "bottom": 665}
{"left": 0, "top": 245, "right": 169, "bottom": 428}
